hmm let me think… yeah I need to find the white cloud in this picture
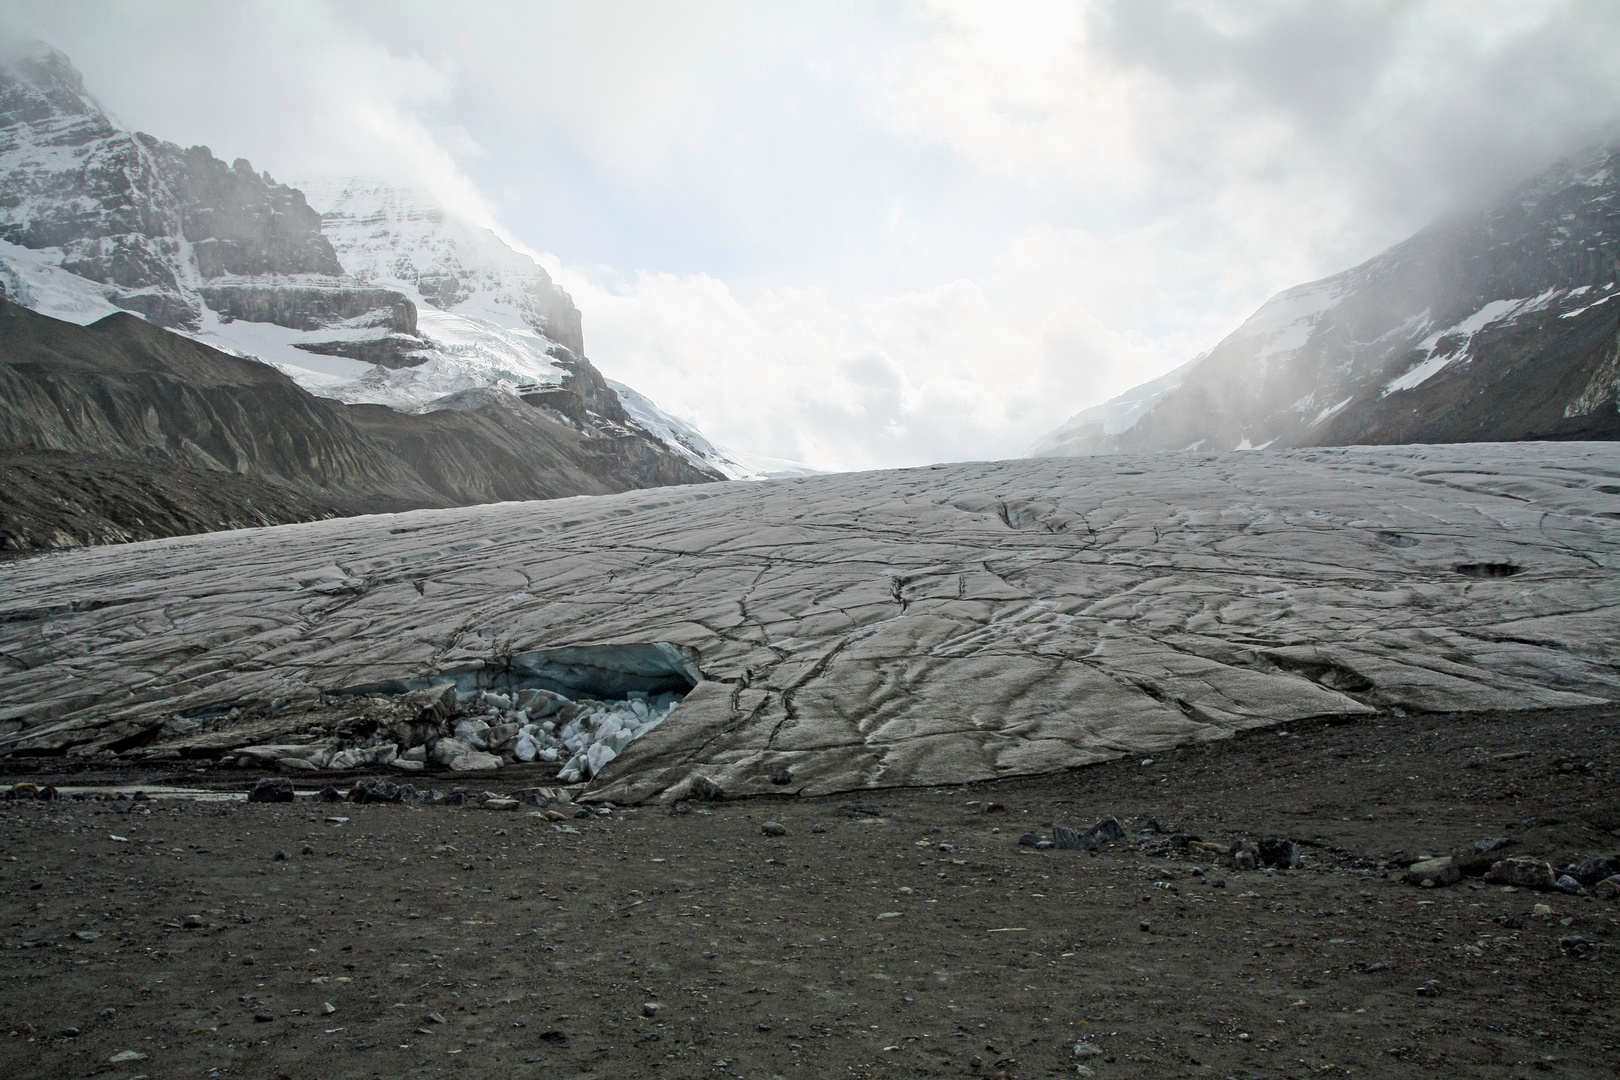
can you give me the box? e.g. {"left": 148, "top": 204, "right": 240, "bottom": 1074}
{"left": 5, "top": 1, "right": 1620, "bottom": 470}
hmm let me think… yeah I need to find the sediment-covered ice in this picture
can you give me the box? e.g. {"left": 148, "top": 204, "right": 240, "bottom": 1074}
{"left": 1, "top": 443, "right": 1617, "bottom": 801}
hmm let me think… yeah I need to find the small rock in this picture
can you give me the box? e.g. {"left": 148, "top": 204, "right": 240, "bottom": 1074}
{"left": 1405, "top": 857, "right": 1460, "bottom": 888}
{"left": 1210, "top": 876, "right": 1227, "bottom": 889}
{"left": 1554, "top": 874, "right": 1582, "bottom": 895}
{"left": 1052, "top": 825, "right": 1091, "bottom": 851}
{"left": 544, "top": 809, "right": 568, "bottom": 821}
{"left": 73, "top": 930, "right": 102, "bottom": 941}
{"left": 1018, "top": 832, "right": 1044, "bottom": 847}
{"left": 350, "top": 777, "right": 405, "bottom": 804}
{"left": 812, "top": 823, "right": 826, "bottom": 833}
{"left": 770, "top": 768, "right": 793, "bottom": 785}
{"left": 317, "top": 785, "right": 344, "bottom": 803}
{"left": 688, "top": 775, "right": 725, "bottom": 801}
{"left": 1257, "top": 837, "right": 1302, "bottom": 870}
{"left": 1139, "top": 920, "right": 1151, "bottom": 932}
{"left": 981, "top": 801, "right": 1005, "bottom": 813}
{"left": 1568, "top": 856, "right": 1616, "bottom": 886}
{"left": 321, "top": 1002, "right": 336, "bottom": 1015}
{"left": 99, "top": 1008, "right": 115, "bottom": 1019}
{"left": 761, "top": 821, "right": 787, "bottom": 837}
{"left": 1089, "top": 816, "right": 1125, "bottom": 842}
{"left": 108, "top": 1050, "right": 147, "bottom": 1063}
{"left": 642, "top": 1002, "right": 660, "bottom": 1017}
{"left": 253, "top": 1011, "right": 273, "bottom": 1022}
{"left": 1558, "top": 935, "right": 1593, "bottom": 958}
{"left": 302, "top": 844, "right": 314, "bottom": 855}
{"left": 273, "top": 850, "right": 289, "bottom": 862}
{"left": 1416, "top": 980, "right": 1441, "bottom": 997}
{"left": 247, "top": 777, "right": 295, "bottom": 803}
{"left": 449, "top": 751, "right": 502, "bottom": 772}
{"left": 182, "top": 914, "right": 206, "bottom": 928}
{"left": 483, "top": 798, "right": 519, "bottom": 811}
{"left": 1485, "top": 857, "right": 1558, "bottom": 891}
{"left": 1594, "top": 875, "right": 1620, "bottom": 901}
{"left": 428, "top": 1012, "right": 447, "bottom": 1024}
{"left": 1074, "top": 1041, "right": 1103, "bottom": 1058}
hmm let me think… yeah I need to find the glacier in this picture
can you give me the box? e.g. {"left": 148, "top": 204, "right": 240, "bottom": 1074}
{"left": 2, "top": 442, "right": 1616, "bottom": 802}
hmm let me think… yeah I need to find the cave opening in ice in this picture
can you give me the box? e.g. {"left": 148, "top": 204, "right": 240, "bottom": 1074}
{"left": 342, "top": 642, "right": 701, "bottom": 782}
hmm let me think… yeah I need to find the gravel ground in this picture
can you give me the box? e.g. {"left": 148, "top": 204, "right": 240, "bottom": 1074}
{"left": 1, "top": 705, "right": 1616, "bottom": 1080}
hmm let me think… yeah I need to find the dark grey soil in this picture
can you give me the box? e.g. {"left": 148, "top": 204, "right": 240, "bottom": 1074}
{"left": 1, "top": 705, "right": 1616, "bottom": 1080}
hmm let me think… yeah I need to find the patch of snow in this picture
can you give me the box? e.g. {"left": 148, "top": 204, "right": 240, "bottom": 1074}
{"left": 1382, "top": 290, "right": 1560, "bottom": 396}
{"left": 0, "top": 240, "right": 122, "bottom": 323}
{"left": 1310, "top": 397, "right": 1354, "bottom": 426}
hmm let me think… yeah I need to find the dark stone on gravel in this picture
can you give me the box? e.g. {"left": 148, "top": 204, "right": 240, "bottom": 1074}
{"left": 770, "top": 768, "right": 793, "bottom": 785}
{"left": 318, "top": 785, "right": 344, "bottom": 802}
{"left": 1089, "top": 816, "right": 1125, "bottom": 842}
{"left": 1567, "top": 856, "right": 1615, "bottom": 886}
{"left": 1555, "top": 874, "right": 1582, "bottom": 894}
{"left": 349, "top": 777, "right": 403, "bottom": 804}
{"left": 248, "top": 777, "right": 295, "bottom": 803}
{"left": 1258, "top": 837, "right": 1302, "bottom": 869}
{"left": 688, "top": 775, "right": 725, "bottom": 801}
{"left": 761, "top": 821, "right": 786, "bottom": 836}
{"left": 842, "top": 802, "right": 882, "bottom": 816}
{"left": 273, "top": 850, "right": 288, "bottom": 861}
{"left": 1416, "top": 980, "right": 1441, "bottom": 997}
{"left": 1019, "top": 832, "right": 1043, "bottom": 847}
{"left": 1559, "top": 935, "right": 1594, "bottom": 958}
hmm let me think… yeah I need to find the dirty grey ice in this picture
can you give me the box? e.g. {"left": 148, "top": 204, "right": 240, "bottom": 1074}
{"left": 2, "top": 442, "right": 1617, "bottom": 803}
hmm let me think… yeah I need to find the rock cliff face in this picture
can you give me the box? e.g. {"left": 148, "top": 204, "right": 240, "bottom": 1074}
{"left": 0, "top": 44, "right": 726, "bottom": 544}
{"left": 1031, "top": 140, "right": 1620, "bottom": 456}
{"left": 0, "top": 299, "right": 718, "bottom": 551}
{"left": 0, "top": 44, "right": 356, "bottom": 329}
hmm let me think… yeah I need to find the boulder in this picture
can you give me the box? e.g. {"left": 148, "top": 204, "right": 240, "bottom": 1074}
{"left": 1405, "top": 856, "right": 1460, "bottom": 888}
{"left": 1485, "top": 857, "right": 1558, "bottom": 890}
{"left": 485, "top": 723, "right": 522, "bottom": 754}
{"left": 1594, "top": 875, "right": 1620, "bottom": 901}
{"left": 429, "top": 737, "right": 473, "bottom": 767}
{"left": 247, "top": 777, "right": 295, "bottom": 803}
{"left": 1258, "top": 838, "right": 1302, "bottom": 870}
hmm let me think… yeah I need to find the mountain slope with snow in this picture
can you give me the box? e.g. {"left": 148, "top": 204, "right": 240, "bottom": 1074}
{"left": 1031, "top": 140, "right": 1620, "bottom": 456}
{"left": 0, "top": 44, "right": 738, "bottom": 500}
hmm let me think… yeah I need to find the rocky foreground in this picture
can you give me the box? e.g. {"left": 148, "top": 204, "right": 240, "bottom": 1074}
{"left": 0, "top": 703, "right": 1615, "bottom": 1079}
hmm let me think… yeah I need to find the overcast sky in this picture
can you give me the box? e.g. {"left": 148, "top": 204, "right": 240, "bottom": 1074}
{"left": 6, "top": 1, "right": 1620, "bottom": 470}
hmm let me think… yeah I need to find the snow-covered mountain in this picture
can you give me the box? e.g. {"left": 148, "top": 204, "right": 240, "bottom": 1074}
{"left": 0, "top": 44, "right": 758, "bottom": 481}
{"left": 1031, "top": 139, "right": 1620, "bottom": 456}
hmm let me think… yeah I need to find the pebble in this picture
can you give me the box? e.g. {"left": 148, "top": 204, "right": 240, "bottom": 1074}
{"left": 483, "top": 798, "right": 519, "bottom": 811}
{"left": 1554, "top": 874, "right": 1582, "bottom": 895}
{"left": 273, "top": 850, "right": 288, "bottom": 862}
{"left": 1074, "top": 1041, "right": 1103, "bottom": 1058}
{"left": 1416, "top": 980, "right": 1441, "bottom": 997}
{"left": 108, "top": 1050, "right": 147, "bottom": 1063}
{"left": 321, "top": 1002, "right": 336, "bottom": 1015}
{"left": 812, "top": 823, "right": 826, "bottom": 833}
{"left": 642, "top": 1002, "right": 660, "bottom": 1017}
{"left": 761, "top": 821, "right": 787, "bottom": 836}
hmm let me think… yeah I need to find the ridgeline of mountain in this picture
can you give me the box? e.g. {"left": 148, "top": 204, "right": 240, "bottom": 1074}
{"left": 1031, "top": 141, "right": 1620, "bottom": 457}
{"left": 0, "top": 298, "right": 719, "bottom": 551}
{"left": 0, "top": 43, "right": 728, "bottom": 549}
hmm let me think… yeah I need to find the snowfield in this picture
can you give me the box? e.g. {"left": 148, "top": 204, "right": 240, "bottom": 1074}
{"left": 2, "top": 443, "right": 1617, "bottom": 801}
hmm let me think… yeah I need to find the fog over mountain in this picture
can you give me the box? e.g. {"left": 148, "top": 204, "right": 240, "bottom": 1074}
{"left": 3, "top": 2, "right": 1620, "bottom": 469}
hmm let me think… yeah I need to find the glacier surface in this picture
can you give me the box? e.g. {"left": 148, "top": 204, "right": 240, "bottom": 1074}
{"left": 2, "top": 443, "right": 1617, "bottom": 802}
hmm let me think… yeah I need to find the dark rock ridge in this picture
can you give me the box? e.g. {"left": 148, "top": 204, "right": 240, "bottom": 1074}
{"left": 0, "top": 44, "right": 352, "bottom": 330}
{"left": 1033, "top": 139, "right": 1620, "bottom": 456}
{"left": 0, "top": 300, "right": 721, "bottom": 552}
